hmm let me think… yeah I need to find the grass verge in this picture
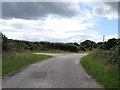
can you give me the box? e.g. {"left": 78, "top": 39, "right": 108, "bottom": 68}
{"left": 80, "top": 52, "right": 119, "bottom": 89}
{"left": 35, "top": 50, "right": 90, "bottom": 54}
{"left": 2, "top": 52, "right": 52, "bottom": 76}
{"left": 0, "top": 55, "right": 1, "bottom": 76}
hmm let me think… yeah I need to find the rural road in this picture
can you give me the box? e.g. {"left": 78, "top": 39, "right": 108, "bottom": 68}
{"left": 2, "top": 53, "right": 102, "bottom": 88}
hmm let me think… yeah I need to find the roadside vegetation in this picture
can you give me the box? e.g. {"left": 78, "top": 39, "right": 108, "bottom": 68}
{"left": 81, "top": 38, "right": 120, "bottom": 89}
{"left": 2, "top": 52, "right": 52, "bottom": 76}
{"left": 0, "top": 56, "right": 1, "bottom": 76}
{"left": 34, "top": 50, "right": 91, "bottom": 54}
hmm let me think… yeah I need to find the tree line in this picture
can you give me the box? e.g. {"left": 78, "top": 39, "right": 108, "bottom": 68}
{"left": 2, "top": 33, "right": 120, "bottom": 53}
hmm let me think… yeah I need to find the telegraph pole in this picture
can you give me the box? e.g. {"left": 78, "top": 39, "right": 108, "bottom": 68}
{"left": 102, "top": 35, "right": 105, "bottom": 48}
{"left": 103, "top": 35, "right": 105, "bottom": 42}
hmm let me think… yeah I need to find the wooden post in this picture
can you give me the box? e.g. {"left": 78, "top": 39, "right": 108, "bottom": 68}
{"left": 103, "top": 35, "right": 105, "bottom": 42}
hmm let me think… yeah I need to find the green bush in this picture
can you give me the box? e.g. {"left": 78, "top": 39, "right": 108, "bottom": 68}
{"left": 108, "top": 45, "right": 120, "bottom": 68}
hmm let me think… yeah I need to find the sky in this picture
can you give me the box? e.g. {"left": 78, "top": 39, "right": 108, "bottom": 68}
{"left": 1, "top": 0, "right": 119, "bottom": 43}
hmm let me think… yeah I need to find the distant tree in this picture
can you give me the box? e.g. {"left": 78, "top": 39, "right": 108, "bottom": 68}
{"left": 80, "top": 40, "right": 97, "bottom": 51}
{"left": 66, "top": 44, "right": 79, "bottom": 52}
{"left": 73, "top": 42, "right": 79, "bottom": 46}
{"left": 103, "top": 38, "right": 117, "bottom": 50}
{"left": 97, "top": 42, "right": 104, "bottom": 48}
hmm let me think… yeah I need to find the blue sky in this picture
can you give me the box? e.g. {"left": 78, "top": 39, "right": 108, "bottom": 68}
{"left": 1, "top": 1, "right": 119, "bottom": 43}
{"left": 94, "top": 18, "right": 118, "bottom": 35}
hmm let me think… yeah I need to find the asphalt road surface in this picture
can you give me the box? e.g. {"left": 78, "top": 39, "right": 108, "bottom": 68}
{"left": 3, "top": 53, "right": 102, "bottom": 88}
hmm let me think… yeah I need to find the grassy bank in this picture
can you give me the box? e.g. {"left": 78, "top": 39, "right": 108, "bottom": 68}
{"left": 34, "top": 50, "right": 90, "bottom": 54}
{"left": 80, "top": 50, "right": 119, "bottom": 89}
{"left": 2, "top": 52, "right": 52, "bottom": 76}
{"left": 35, "top": 50, "right": 76, "bottom": 54}
{"left": 0, "top": 55, "right": 1, "bottom": 76}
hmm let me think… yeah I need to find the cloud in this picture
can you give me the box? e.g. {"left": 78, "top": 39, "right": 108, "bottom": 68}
{"left": 2, "top": 1, "right": 119, "bottom": 20}
{"left": 1, "top": 0, "right": 120, "bottom": 2}
{"left": 1, "top": 17, "right": 95, "bottom": 42}
{"left": 1, "top": 17, "right": 117, "bottom": 43}
{"left": 2, "top": 2, "right": 81, "bottom": 19}
{"left": 90, "top": 2, "right": 119, "bottom": 19}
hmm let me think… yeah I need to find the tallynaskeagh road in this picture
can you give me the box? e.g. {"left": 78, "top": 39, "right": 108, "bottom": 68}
{"left": 2, "top": 53, "right": 102, "bottom": 88}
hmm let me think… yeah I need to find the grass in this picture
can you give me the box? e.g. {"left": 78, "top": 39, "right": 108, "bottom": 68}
{"left": 35, "top": 50, "right": 90, "bottom": 54}
{"left": 80, "top": 50, "right": 119, "bottom": 89}
{"left": 0, "top": 55, "right": 1, "bottom": 76}
{"left": 2, "top": 52, "right": 52, "bottom": 76}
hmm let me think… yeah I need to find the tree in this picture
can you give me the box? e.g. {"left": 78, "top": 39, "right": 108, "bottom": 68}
{"left": 103, "top": 38, "right": 117, "bottom": 50}
{"left": 2, "top": 33, "right": 8, "bottom": 52}
{"left": 80, "top": 40, "right": 97, "bottom": 51}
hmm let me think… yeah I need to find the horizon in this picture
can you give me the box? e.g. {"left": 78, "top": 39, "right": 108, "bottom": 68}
{"left": 1, "top": 0, "right": 119, "bottom": 43}
{"left": 2, "top": 33, "right": 118, "bottom": 44}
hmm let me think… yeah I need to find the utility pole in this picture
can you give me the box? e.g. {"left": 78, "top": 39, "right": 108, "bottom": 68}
{"left": 102, "top": 35, "right": 105, "bottom": 49}
{"left": 103, "top": 35, "right": 105, "bottom": 42}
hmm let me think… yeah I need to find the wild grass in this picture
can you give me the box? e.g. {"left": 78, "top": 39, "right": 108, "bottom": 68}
{"left": 2, "top": 52, "right": 52, "bottom": 76}
{"left": 36, "top": 50, "right": 90, "bottom": 54}
{"left": 80, "top": 49, "right": 119, "bottom": 89}
{"left": 0, "top": 55, "right": 2, "bottom": 76}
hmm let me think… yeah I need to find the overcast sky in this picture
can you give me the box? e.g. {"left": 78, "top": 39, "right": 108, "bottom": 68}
{"left": 1, "top": 0, "right": 119, "bottom": 43}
